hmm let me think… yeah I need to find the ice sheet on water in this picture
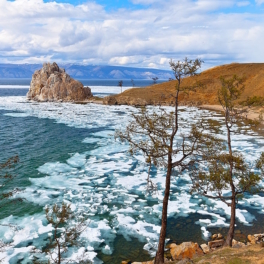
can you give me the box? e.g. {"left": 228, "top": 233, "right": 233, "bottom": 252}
{"left": 114, "top": 214, "right": 160, "bottom": 243}
{"left": 1, "top": 96, "right": 264, "bottom": 262}
{"left": 38, "top": 162, "right": 74, "bottom": 175}
{"left": 82, "top": 137, "right": 101, "bottom": 144}
{"left": 92, "top": 130, "right": 115, "bottom": 138}
{"left": 67, "top": 153, "right": 87, "bottom": 168}
{"left": 4, "top": 112, "right": 30, "bottom": 117}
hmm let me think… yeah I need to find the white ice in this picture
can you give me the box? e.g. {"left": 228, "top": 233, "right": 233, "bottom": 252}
{"left": 1, "top": 96, "right": 264, "bottom": 263}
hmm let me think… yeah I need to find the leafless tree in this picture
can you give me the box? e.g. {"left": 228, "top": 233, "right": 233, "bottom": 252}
{"left": 116, "top": 58, "right": 204, "bottom": 264}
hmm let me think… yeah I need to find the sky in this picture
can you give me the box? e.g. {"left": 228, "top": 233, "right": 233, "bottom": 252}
{"left": 0, "top": 0, "right": 264, "bottom": 70}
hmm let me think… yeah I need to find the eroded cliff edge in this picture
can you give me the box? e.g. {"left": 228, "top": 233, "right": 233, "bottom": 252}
{"left": 27, "top": 62, "right": 92, "bottom": 102}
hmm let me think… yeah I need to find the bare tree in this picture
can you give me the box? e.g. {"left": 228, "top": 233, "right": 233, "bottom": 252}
{"left": 190, "top": 75, "right": 264, "bottom": 247}
{"left": 116, "top": 58, "right": 203, "bottom": 264}
{"left": 36, "top": 203, "right": 90, "bottom": 264}
{"left": 152, "top": 77, "right": 159, "bottom": 84}
{"left": 118, "top": 80, "right": 123, "bottom": 93}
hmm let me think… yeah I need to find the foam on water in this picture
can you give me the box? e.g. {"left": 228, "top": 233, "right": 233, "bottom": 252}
{"left": 1, "top": 96, "right": 264, "bottom": 262}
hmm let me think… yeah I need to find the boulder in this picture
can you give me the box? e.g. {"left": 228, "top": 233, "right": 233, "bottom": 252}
{"left": 247, "top": 234, "right": 264, "bottom": 244}
{"left": 208, "top": 239, "right": 225, "bottom": 249}
{"left": 247, "top": 235, "right": 255, "bottom": 244}
{"left": 211, "top": 234, "right": 218, "bottom": 240}
{"left": 27, "top": 62, "right": 92, "bottom": 102}
{"left": 211, "top": 233, "right": 223, "bottom": 240}
{"left": 232, "top": 239, "right": 246, "bottom": 248}
{"left": 169, "top": 242, "right": 203, "bottom": 260}
{"left": 217, "top": 233, "right": 223, "bottom": 239}
{"left": 200, "top": 243, "right": 210, "bottom": 254}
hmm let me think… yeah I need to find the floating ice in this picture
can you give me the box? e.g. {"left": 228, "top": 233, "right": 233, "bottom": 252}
{"left": 1, "top": 96, "right": 264, "bottom": 263}
{"left": 38, "top": 162, "right": 74, "bottom": 175}
{"left": 4, "top": 112, "right": 30, "bottom": 117}
{"left": 82, "top": 137, "right": 101, "bottom": 144}
{"left": 67, "top": 153, "right": 87, "bottom": 168}
{"left": 201, "top": 226, "right": 211, "bottom": 239}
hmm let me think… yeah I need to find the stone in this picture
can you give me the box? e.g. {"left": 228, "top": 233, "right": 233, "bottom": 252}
{"left": 200, "top": 243, "right": 210, "bottom": 254}
{"left": 248, "top": 234, "right": 256, "bottom": 244}
{"left": 169, "top": 242, "right": 203, "bottom": 260}
{"left": 27, "top": 62, "right": 92, "bottom": 102}
{"left": 211, "top": 234, "right": 218, "bottom": 240}
{"left": 208, "top": 239, "right": 225, "bottom": 249}
{"left": 217, "top": 233, "right": 223, "bottom": 239}
{"left": 247, "top": 233, "right": 264, "bottom": 244}
{"left": 254, "top": 234, "right": 264, "bottom": 241}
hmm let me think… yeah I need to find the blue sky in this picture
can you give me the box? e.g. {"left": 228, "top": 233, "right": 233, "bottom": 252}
{"left": 44, "top": 0, "right": 264, "bottom": 12}
{"left": 44, "top": 0, "right": 146, "bottom": 10}
{"left": 1, "top": 0, "right": 264, "bottom": 70}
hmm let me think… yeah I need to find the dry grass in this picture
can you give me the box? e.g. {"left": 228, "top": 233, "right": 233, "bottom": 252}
{"left": 158, "top": 244, "right": 264, "bottom": 264}
{"left": 114, "top": 63, "right": 264, "bottom": 106}
{"left": 192, "top": 244, "right": 264, "bottom": 264}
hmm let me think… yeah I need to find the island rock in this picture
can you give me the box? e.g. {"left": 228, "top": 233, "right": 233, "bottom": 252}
{"left": 27, "top": 62, "right": 92, "bottom": 102}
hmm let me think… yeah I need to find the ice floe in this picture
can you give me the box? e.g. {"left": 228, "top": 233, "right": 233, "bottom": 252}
{"left": 1, "top": 96, "right": 264, "bottom": 263}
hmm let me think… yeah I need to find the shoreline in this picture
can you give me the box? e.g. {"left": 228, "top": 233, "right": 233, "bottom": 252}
{"left": 91, "top": 98, "right": 264, "bottom": 125}
{"left": 200, "top": 104, "right": 264, "bottom": 122}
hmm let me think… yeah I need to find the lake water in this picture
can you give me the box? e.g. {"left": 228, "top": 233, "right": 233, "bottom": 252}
{"left": 0, "top": 79, "right": 264, "bottom": 263}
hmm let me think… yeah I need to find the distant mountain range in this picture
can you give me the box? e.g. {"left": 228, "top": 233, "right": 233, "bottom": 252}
{"left": 0, "top": 64, "right": 173, "bottom": 80}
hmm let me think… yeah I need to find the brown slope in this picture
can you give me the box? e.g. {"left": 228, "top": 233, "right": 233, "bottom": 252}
{"left": 103, "top": 63, "right": 264, "bottom": 106}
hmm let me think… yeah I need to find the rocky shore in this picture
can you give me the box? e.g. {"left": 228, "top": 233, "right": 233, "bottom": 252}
{"left": 121, "top": 232, "right": 264, "bottom": 264}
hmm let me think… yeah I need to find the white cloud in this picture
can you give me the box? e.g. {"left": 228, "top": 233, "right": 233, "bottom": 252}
{"left": 255, "top": 0, "right": 264, "bottom": 5}
{"left": 236, "top": 1, "right": 250, "bottom": 7}
{"left": 0, "top": 0, "right": 263, "bottom": 69}
{"left": 131, "top": 0, "right": 160, "bottom": 5}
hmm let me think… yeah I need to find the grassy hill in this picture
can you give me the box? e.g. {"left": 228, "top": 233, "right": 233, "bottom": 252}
{"left": 103, "top": 63, "right": 264, "bottom": 106}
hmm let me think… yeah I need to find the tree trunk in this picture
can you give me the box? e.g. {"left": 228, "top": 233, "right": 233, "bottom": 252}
{"left": 154, "top": 157, "right": 172, "bottom": 264}
{"left": 224, "top": 108, "right": 236, "bottom": 247}
{"left": 225, "top": 196, "right": 236, "bottom": 247}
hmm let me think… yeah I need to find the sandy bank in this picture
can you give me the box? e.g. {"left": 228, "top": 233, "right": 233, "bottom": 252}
{"left": 200, "top": 104, "right": 264, "bottom": 123}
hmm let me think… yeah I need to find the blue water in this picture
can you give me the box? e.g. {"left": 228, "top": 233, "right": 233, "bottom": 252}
{"left": 0, "top": 78, "right": 166, "bottom": 87}
{"left": 1, "top": 81, "right": 264, "bottom": 263}
{"left": 0, "top": 78, "right": 166, "bottom": 98}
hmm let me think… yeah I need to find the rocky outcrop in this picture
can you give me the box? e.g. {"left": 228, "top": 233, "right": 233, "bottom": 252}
{"left": 27, "top": 62, "right": 92, "bottom": 102}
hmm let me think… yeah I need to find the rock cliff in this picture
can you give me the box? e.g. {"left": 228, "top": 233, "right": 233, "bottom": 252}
{"left": 27, "top": 62, "right": 92, "bottom": 102}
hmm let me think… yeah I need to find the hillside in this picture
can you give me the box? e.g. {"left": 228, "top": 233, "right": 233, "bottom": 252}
{"left": 0, "top": 64, "right": 173, "bottom": 80}
{"left": 103, "top": 63, "right": 264, "bottom": 106}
